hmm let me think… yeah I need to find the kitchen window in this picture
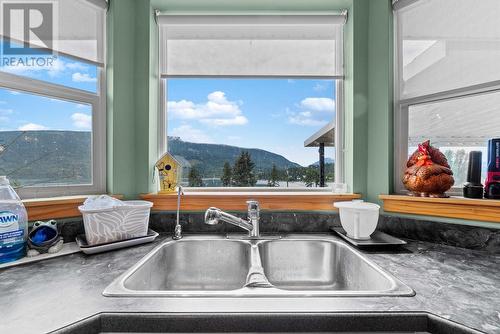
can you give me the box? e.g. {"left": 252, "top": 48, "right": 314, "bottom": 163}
{"left": 0, "top": 0, "right": 107, "bottom": 198}
{"left": 393, "top": 0, "right": 500, "bottom": 194}
{"left": 157, "top": 13, "right": 346, "bottom": 190}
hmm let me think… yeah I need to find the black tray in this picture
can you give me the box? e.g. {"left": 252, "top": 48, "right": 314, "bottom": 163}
{"left": 331, "top": 227, "right": 407, "bottom": 247}
{"left": 75, "top": 229, "right": 158, "bottom": 254}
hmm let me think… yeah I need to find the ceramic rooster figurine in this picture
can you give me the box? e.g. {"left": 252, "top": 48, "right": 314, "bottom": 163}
{"left": 403, "top": 140, "right": 454, "bottom": 197}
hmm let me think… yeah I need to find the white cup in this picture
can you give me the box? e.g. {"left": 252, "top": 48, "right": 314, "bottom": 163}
{"left": 334, "top": 200, "right": 380, "bottom": 240}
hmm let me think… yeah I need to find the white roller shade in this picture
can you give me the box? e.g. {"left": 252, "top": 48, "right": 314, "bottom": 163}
{"left": 408, "top": 91, "right": 500, "bottom": 147}
{"left": 396, "top": 0, "right": 500, "bottom": 99}
{"left": 0, "top": 0, "right": 106, "bottom": 66}
{"left": 158, "top": 14, "right": 345, "bottom": 77}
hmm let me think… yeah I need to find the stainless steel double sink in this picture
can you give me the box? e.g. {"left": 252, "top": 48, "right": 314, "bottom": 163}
{"left": 103, "top": 234, "right": 414, "bottom": 297}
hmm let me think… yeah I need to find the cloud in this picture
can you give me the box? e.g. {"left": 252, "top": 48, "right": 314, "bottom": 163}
{"left": 76, "top": 103, "right": 90, "bottom": 109}
{"left": 170, "top": 125, "right": 213, "bottom": 144}
{"left": 1, "top": 58, "right": 67, "bottom": 77}
{"left": 287, "top": 97, "right": 336, "bottom": 127}
{"left": 1, "top": 58, "right": 94, "bottom": 82}
{"left": 167, "top": 100, "right": 198, "bottom": 118}
{"left": 72, "top": 72, "right": 97, "bottom": 83}
{"left": 313, "top": 82, "right": 328, "bottom": 92}
{"left": 71, "top": 113, "right": 92, "bottom": 129}
{"left": 168, "top": 91, "right": 248, "bottom": 127}
{"left": 10, "top": 91, "right": 21, "bottom": 96}
{"left": 200, "top": 115, "right": 248, "bottom": 126}
{"left": 287, "top": 79, "right": 296, "bottom": 84}
{"left": 66, "top": 62, "right": 88, "bottom": 71}
{"left": 288, "top": 114, "right": 328, "bottom": 127}
{"left": 18, "top": 123, "right": 48, "bottom": 131}
{"left": 300, "top": 98, "right": 335, "bottom": 112}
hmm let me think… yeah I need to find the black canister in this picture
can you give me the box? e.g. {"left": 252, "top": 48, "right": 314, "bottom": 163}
{"left": 463, "top": 151, "right": 483, "bottom": 199}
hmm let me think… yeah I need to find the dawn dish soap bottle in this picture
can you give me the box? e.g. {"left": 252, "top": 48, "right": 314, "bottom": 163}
{"left": 0, "top": 176, "right": 28, "bottom": 263}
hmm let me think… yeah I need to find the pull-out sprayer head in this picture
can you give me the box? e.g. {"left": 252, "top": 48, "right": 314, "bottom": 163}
{"left": 204, "top": 207, "right": 221, "bottom": 225}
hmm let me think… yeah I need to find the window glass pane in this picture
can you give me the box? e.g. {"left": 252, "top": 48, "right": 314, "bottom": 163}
{"left": 166, "top": 78, "right": 336, "bottom": 188}
{"left": 408, "top": 91, "right": 500, "bottom": 187}
{"left": 0, "top": 38, "right": 98, "bottom": 93}
{"left": 397, "top": 0, "right": 500, "bottom": 99}
{"left": 0, "top": 88, "right": 92, "bottom": 187}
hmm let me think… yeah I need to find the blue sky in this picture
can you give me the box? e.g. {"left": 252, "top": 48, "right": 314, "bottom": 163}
{"left": 167, "top": 78, "right": 336, "bottom": 166}
{"left": 0, "top": 39, "right": 95, "bottom": 132}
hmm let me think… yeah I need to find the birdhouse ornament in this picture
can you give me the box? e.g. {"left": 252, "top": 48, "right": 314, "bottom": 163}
{"left": 155, "top": 152, "right": 181, "bottom": 193}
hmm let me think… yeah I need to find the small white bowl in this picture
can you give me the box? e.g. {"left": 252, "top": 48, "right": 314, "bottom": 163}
{"left": 333, "top": 200, "right": 380, "bottom": 240}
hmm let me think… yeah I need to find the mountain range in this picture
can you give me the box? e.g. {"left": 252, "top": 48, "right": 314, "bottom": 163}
{"left": 167, "top": 136, "right": 301, "bottom": 177}
{"left": 311, "top": 157, "right": 335, "bottom": 166}
{"left": 0, "top": 130, "right": 92, "bottom": 186}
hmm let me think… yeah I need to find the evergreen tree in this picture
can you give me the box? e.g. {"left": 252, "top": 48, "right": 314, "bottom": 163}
{"left": 303, "top": 166, "right": 320, "bottom": 187}
{"left": 267, "top": 163, "right": 280, "bottom": 187}
{"left": 221, "top": 161, "right": 232, "bottom": 186}
{"left": 232, "top": 151, "right": 256, "bottom": 187}
{"left": 188, "top": 166, "right": 203, "bottom": 187}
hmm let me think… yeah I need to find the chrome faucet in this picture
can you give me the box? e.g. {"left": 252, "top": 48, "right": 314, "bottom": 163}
{"left": 172, "top": 186, "right": 184, "bottom": 240}
{"left": 204, "top": 200, "right": 261, "bottom": 238}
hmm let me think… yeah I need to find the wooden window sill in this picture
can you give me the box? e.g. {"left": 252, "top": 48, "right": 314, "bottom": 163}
{"left": 140, "top": 192, "right": 361, "bottom": 211}
{"left": 379, "top": 194, "right": 500, "bottom": 223}
{"left": 23, "top": 195, "right": 122, "bottom": 221}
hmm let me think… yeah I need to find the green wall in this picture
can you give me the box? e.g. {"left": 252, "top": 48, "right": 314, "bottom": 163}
{"left": 345, "top": 0, "right": 369, "bottom": 195}
{"left": 106, "top": 0, "right": 499, "bottom": 229}
{"left": 107, "top": 0, "right": 159, "bottom": 198}
{"left": 366, "top": 0, "right": 393, "bottom": 203}
{"left": 107, "top": 0, "right": 138, "bottom": 198}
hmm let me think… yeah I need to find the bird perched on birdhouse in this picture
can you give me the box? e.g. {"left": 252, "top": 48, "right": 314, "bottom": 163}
{"left": 155, "top": 152, "right": 181, "bottom": 193}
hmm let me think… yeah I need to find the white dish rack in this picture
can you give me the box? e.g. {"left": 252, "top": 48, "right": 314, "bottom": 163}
{"left": 78, "top": 200, "right": 153, "bottom": 246}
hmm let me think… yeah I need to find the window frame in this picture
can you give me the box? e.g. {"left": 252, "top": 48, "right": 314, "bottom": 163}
{"left": 0, "top": 65, "right": 106, "bottom": 199}
{"left": 159, "top": 77, "right": 344, "bottom": 192}
{"left": 160, "top": 76, "right": 345, "bottom": 191}
{"left": 157, "top": 14, "right": 345, "bottom": 192}
{"left": 393, "top": 5, "right": 500, "bottom": 195}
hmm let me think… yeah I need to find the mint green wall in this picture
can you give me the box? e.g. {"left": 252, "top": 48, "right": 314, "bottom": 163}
{"left": 107, "top": 0, "right": 137, "bottom": 198}
{"left": 107, "top": 0, "right": 159, "bottom": 198}
{"left": 134, "top": 0, "right": 159, "bottom": 196}
{"left": 366, "top": 0, "right": 393, "bottom": 203}
{"left": 345, "top": 0, "right": 369, "bottom": 195}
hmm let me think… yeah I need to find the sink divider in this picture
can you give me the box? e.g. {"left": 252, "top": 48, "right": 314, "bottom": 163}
{"left": 245, "top": 244, "right": 274, "bottom": 288}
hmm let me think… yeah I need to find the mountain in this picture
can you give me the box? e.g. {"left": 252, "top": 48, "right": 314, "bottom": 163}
{"left": 167, "top": 136, "right": 301, "bottom": 177}
{"left": 310, "top": 158, "right": 335, "bottom": 166}
{"left": 0, "top": 130, "right": 91, "bottom": 186}
{"left": 0, "top": 131, "right": 302, "bottom": 186}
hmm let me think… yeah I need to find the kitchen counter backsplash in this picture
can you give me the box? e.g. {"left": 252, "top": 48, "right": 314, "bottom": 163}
{"left": 55, "top": 212, "right": 499, "bottom": 253}
{"left": 377, "top": 215, "right": 500, "bottom": 253}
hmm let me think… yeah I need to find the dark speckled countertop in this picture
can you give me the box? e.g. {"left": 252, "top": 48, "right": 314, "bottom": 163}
{"left": 0, "top": 233, "right": 498, "bottom": 334}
